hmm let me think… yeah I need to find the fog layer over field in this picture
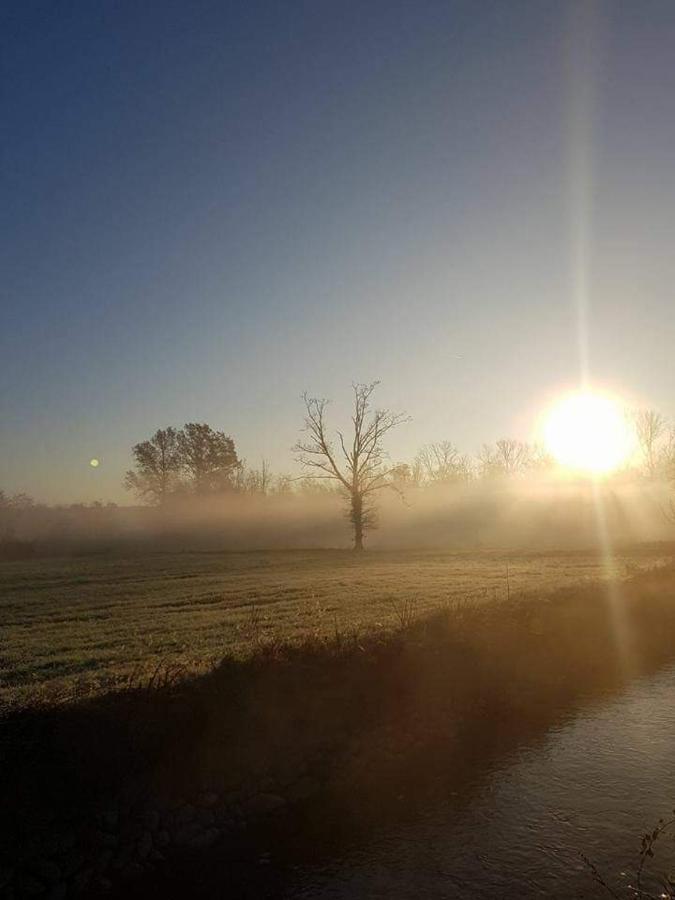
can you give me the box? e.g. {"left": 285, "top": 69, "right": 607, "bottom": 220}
{"left": 3, "top": 476, "right": 672, "bottom": 554}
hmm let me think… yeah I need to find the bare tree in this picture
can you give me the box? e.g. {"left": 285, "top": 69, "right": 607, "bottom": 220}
{"left": 635, "top": 409, "right": 666, "bottom": 478}
{"left": 495, "top": 439, "right": 532, "bottom": 475}
{"left": 478, "top": 439, "right": 532, "bottom": 478}
{"left": 294, "top": 381, "right": 409, "bottom": 550}
{"left": 415, "top": 441, "right": 472, "bottom": 485}
{"left": 272, "top": 473, "right": 294, "bottom": 495}
{"left": 124, "top": 427, "right": 182, "bottom": 504}
{"left": 241, "top": 459, "right": 272, "bottom": 494}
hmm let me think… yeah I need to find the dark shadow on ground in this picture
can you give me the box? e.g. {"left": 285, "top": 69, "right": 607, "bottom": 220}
{"left": 2, "top": 566, "right": 675, "bottom": 898}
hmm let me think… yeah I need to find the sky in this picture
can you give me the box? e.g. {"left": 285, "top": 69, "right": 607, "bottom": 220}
{"left": 2, "top": 0, "right": 675, "bottom": 503}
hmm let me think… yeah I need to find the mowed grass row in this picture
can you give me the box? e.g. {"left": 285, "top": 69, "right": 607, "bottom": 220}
{"left": 1, "top": 547, "right": 671, "bottom": 707}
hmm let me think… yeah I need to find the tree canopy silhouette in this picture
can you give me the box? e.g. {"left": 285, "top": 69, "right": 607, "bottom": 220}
{"left": 124, "top": 423, "right": 240, "bottom": 502}
{"left": 124, "top": 427, "right": 182, "bottom": 504}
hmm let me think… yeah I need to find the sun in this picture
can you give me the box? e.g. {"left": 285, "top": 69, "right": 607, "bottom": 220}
{"left": 542, "top": 392, "right": 634, "bottom": 475}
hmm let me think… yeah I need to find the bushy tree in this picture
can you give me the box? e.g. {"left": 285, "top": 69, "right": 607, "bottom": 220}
{"left": 124, "top": 427, "right": 182, "bottom": 504}
{"left": 125, "top": 423, "right": 241, "bottom": 502}
{"left": 177, "top": 423, "right": 240, "bottom": 494}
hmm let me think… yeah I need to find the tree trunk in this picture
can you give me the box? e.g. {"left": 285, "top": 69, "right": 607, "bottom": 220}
{"left": 351, "top": 491, "right": 364, "bottom": 551}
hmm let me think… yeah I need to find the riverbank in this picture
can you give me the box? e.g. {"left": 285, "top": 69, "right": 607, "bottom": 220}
{"left": 2, "top": 564, "right": 675, "bottom": 898}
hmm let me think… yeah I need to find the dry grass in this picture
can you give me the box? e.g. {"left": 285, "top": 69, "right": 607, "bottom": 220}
{"left": 1, "top": 545, "right": 672, "bottom": 707}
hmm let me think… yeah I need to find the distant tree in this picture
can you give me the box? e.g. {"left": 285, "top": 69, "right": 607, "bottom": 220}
{"left": 415, "top": 441, "right": 472, "bottom": 485}
{"left": 0, "top": 491, "right": 34, "bottom": 509}
{"left": 241, "top": 459, "right": 272, "bottom": 494}
{"left": 124, "top": 427, "right": 182, "bottom": 504}
{"left": 664, "top": 429, "right": 675, "bottom": 481}
{"left": 271, "top": 473, "right": 294, "bottom": 495}
{"left": 635, "top": 409, "right": 667, "bottom": 478}
{"left": 0, "top": 491, "right": 35, "bottom": 540}
{"left": 389, "top": 463, "right": 414, "bottom": 487}
{"left": 294, "top": 381, "right": 409, "bottom": 550}
{"left": 495, "top": 439, "right": 532, "bottom": 475}
{"left": 478, "top": 439, "right": 532, "bottom": 478}
{"left": 528, "top": 442, "right": 554, "bottom": 471}
{"left": 177, "top": 423, "right": 240, "bottom": 494}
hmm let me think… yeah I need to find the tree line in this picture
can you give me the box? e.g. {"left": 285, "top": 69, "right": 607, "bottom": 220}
{"left": 3, "top": 384, "right": 674, "bottom": 551}
{"left": 116, "top": 383, "right": 675, "bottom": 551}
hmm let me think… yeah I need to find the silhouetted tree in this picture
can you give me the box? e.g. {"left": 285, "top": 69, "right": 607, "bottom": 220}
{"left": 241, "top": 459, "right": 272, "bottom": 494}
{"left": 294, "top": 381, "right": 409, "bottom": 550}
{"left": 415, "top": 441, "right": 472, "bottom": 485}
{"left": 272, "top": 474, "right": 294, "bottom": 495}
{"left": 124, "top": 427, "right": 182, "bottom": 504}
{"left": 478, "top": 439, "right": 532, "bottom": 478}
{"left": 0, "top": 491, "right": 34, "bottom": 509}
{"left": 635, "top": 409, "right": 666, "bottom": 478}
{"left": 177, "top": 423, "right": 240, "bottom": 494}
{"left": 0, "top": 491, "right": 35, "bottom": 540}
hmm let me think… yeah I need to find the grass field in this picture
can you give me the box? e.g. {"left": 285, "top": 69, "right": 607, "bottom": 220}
{"left": 2, "top": 545, "right": 673, "bottom": 707}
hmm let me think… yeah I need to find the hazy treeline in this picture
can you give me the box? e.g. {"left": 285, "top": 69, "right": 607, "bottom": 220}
{"left": 118, "top": 409, "right": 675, "bottom": 507}
{"left": 1, "top": 476, "right": 673, "bottom": 557}
{"left": 2, "top": 405, "right": 674, "bottom": 555}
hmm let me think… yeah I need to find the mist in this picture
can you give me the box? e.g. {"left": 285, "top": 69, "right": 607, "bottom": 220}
{"left": 3, "top": 475, "right": 672, "bottom": 559}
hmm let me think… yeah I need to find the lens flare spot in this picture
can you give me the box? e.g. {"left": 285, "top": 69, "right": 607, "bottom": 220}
{"left": 543, "top": 393, "right": 634, "bottom": 474}
{"left": 89, "top": 458, "right": 100, "bottom": 468}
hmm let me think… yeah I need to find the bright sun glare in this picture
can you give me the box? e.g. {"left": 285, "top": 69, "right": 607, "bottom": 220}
{"left": 543, "top": 392, "right": 634, "bottom": 475}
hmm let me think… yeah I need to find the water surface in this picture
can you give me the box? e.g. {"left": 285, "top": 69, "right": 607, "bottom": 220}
{"left": 288, "top": 666, "right": 675, "bottom": 898}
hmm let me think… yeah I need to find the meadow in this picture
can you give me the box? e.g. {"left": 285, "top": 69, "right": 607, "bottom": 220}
{"left": 2, "top": 544, "right": 672, "bottom": 708}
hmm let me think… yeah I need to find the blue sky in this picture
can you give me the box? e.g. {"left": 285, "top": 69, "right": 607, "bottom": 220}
{"left": 2, "top": 1, "right": 674, "bottom": 502}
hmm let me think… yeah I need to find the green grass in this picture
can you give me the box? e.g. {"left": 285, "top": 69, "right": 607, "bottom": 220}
{"left": 1, "top": 545, "right": 672, "bottom": 707}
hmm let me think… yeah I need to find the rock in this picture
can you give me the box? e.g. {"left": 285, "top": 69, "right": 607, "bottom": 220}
{"left": 174, "top": 805, "right": 196, "bottom": 827}
{"left": 213, "top": 806, "right": 235, "bottom": 828}
{"left": 120, "top": 863, "right": 144, "bottom": 881}
{"left": 154, "top": 830, "right": 170, "bottom": 848}
{"left": 171, "top": 823, "right": 202, "bottom": 847}
{"left": 58, "top": 852, "right": 83, "bottom": 880}
{"left": 221, "top": 790, "right": 245, "bottom": 810}
{"left": 56, "top": 833, "right": 76, "bottom": 855}
{"left": 32, "top": 862, "right": 61, "bottom": 886}
{"left": 188, "top": 828, "right": 220, "bottom": 850}
{"left": 286, "top": 775, "right": 320, "bottom": 802}
{"left": 247, "top": 793, "right": 286, "bottom": 817}
{"left": 93, "top": 830, "right": 117, "bottom": 849}
{"left": 70, "top": 867, "right": 93, "bottom": 893}
{"left": 197, "top": 791, "right": 219, "bottom": 809}
{"left": 120, "top": 823, "right": 143, "bottom": 842}
{"left": 193, "top": 808, "right": 215, "bottom": 828}
{"left": 39, "top": 837, "right": 60, "bottom": 858}
{"left": 136, "top": 831, "right": 152, "bottom": 861}
{"left": 14, "top": 874, "right": 45, "bottom": 895}
{"left": 140, "top": 809, "right": 159, "bottom": 832}
{"left": 95, "top": 850, "right": 114, "bottom": 874}
{"left": 110, "top": 845, "right": 134, "bottom": 872}
{"left": 98, "top": 810, "right": 118, "bottom": 832}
